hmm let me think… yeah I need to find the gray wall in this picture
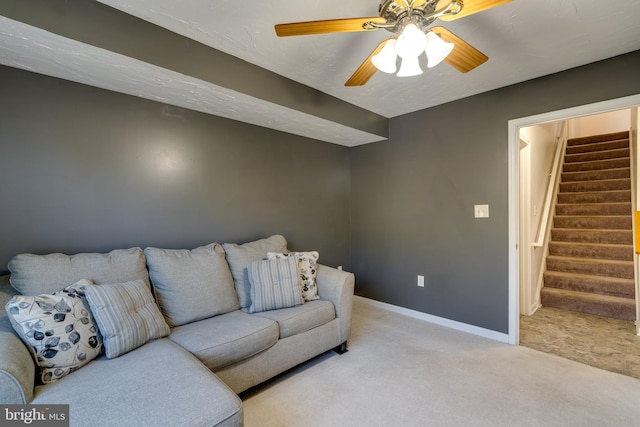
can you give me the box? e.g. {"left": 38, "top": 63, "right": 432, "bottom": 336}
{"left": 0, "top": 65, "right": 351, "bottom": 273}
{"left": 3, "top": 50, "right": 639, "bottom": 335}
{"left": 351, "top": 51, "right": 640, "bottom": 333}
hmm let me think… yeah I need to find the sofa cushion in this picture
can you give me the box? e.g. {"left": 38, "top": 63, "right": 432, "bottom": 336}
{"left": 169, "top": 310, "right": 278, "bottom": 371}
{"left": 144, "top": 244, "right": 240, "bottom": 327}
{"left": 253, "top": 300, "right": 336, "bottom": 338}
{"left": 5, "top": 280, "right": 102, "bottom": 384}
{"left": 248, "top": 257, "right": 303, "bottom": 313}
{"left": 8, "top": 248, "right": 150, "bottom": 295}
{"left": 223, "top": 235, "right": 288, "bottom": 309}
{"left": 32, "top": 338, "right": 243, "bottom": 427}
{"left": 267, "top": 251, "right": 320, "bottom": 302}
{"left": 84, "top": 280, "right": 170, "bottom": 358}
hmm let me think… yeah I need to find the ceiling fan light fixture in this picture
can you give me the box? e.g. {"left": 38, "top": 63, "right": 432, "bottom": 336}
{"left": 371, "top": 39, "right": 398, "bottom": 74}
{"left": 276, "top": 0, "right": 507, "bottom": 87}
{"left": 396, "top": 55, "right": 423, "bottom": 77}
{"left": 424, "top": 31, "right": 455, "bottom": 68}
{"left": 394, "top": 24, "right": 426, "bottom": 59}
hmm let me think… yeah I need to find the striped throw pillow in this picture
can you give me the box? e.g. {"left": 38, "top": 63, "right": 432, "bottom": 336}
{"left": 84, "top": 280, "right": 170, "bottom": 358}
{"left": 247, "top": 257, "right": 303, "bottom": 313}
{"left": 267, "top": 251, "right": 320, "bottom": 302}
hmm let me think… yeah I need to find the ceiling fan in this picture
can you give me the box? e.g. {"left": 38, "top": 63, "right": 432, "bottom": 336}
{"left": 275, "top": 0, "right": 512, "bottom": 86}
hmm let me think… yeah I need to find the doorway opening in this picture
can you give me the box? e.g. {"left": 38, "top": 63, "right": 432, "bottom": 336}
{"left": 516, "top": 107, "right": 640, "bottom": 378}
{"left": 508, "top": 94, "right": 640, "bottom": 346}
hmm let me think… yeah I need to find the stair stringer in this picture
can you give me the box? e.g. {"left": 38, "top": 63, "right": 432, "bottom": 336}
{"left": 629, "top": 109, "right": 640, "bottom": 333}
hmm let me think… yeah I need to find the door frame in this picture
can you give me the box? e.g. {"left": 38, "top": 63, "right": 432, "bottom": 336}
{"left": 519, "top": 138, "right": 532, "bottom": 315}
{"left": 507, "top": 94, "right": 640, "bottom": 345}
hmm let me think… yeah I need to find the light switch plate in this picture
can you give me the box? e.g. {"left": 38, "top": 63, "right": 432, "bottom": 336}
{"left": 474, "top": 204, "right": 489, "bottom": 218}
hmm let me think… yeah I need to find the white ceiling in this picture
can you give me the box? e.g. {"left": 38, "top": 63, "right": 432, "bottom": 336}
{"left": 2, "top": 0, "right": 640, "bottom": 146}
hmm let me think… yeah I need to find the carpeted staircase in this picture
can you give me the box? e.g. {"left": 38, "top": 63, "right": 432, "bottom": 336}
{"left": 541, "top": 131, "right": 636, "bottom": 321}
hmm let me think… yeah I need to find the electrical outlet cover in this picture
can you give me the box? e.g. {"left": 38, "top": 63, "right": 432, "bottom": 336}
{"left": 474, "top": 204, "right": 489, "bottom": 218}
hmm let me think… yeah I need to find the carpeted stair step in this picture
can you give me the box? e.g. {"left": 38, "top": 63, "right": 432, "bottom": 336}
{"left": 552, "top": 215, "right": 631, "bottom": 230}
{"left": 559, "top": 178, "right": 630, "bottom": 193}
{"left": 546, "top": 255, "right": 634, "bottom": 279}
{"left": 543, "top": 131, "right": 634, "bottom": 322}
{"left": 540, "top": 287, "right": 635, "bottom": 321}
{"left": 562, "top": 158, "right": 630, "bottom": 173}
{"left": 557, "top": 190, "right": 631, "bottom": 204}
{"left": 564, "top": 148, "right": 629, "bottom": 164}
{"left": 543, "top": 271, "right": 635, "bottom": 298}
{"left": 551, "top": 228, "right": 632, "bottom": 244}
{"left": 567, "top": 131, "right": 630, "bottom": 146}
{"left": 555, "top": 202, "right": 631, "bottom": 216}
{"left": 548, "top": 241, "right": 633, "bottom": 261}
{"left": 561, "top": 167, "right": 630, "bottom": 182}
{"left": 565, "top": 138, "right": 630, "bottom": 154}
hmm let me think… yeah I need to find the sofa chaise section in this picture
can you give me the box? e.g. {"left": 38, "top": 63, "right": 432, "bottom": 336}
{"left": 32, "top": 338, "right": 243, "bottom": 427}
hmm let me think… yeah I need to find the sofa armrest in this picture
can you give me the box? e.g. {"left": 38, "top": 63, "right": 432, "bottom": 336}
{"left": 0, "top": 330, "right": 35, "bottom": 403}
{"left": 0, "top": 274, "right": 35, "bottom": 403}
{"left": 316, "top": 265, "right": 354, "bottom": 344}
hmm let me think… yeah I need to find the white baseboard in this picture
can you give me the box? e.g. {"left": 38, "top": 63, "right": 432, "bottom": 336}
{"left": 355, "top": 295, "right": 510, "bottom": 344}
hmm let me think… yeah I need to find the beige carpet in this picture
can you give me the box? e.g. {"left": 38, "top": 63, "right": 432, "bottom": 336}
{"left": 241, "top": 298, "right": 640, "bottom": 426}
{"left": 520, "top": 306, "right": 640, "bottom": 379}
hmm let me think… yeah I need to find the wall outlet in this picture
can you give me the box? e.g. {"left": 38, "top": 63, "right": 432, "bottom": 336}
{"left": 417, "top": 275, "right": 425, "bottom": 287}
{"left": 337, "top": 265, "right": 343, "bottom": 271}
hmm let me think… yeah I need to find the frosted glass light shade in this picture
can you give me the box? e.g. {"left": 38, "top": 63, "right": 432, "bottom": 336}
{"left": 396, "top": 56, "right": 423, "bottom": 77}
{"left": 424, "top": 31, "right": 454, "bottom": 68}
{"left": 372, "top": 39, "right": 398, "bottom": 74}
{"left": 395, "top": 24, "right": 426, "bottom": 59}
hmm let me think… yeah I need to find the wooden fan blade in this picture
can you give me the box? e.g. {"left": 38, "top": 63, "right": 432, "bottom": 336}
{"left": 344, "top": 40, "right": 388, "bottom": 87}
{"left": 439, "top": 0, "right": 512, "bottom": 21}
{"left": 431, "top": 26, "right": 488, "bottom": 73}
{"left": 275, "top": 17, "right": 385, "bottom": 37}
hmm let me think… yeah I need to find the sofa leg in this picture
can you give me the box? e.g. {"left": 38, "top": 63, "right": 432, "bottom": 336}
{"left": 333, "top": 341, "right": 348, "bottom": 354}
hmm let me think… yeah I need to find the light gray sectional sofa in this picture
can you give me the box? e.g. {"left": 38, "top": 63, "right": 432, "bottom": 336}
{"left": 0, "top": 235, "right": 354, "bottom": 426}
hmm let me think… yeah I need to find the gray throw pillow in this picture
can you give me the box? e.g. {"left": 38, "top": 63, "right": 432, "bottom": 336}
{"left": 8, "top": 248, "right": 150, "bottom": 296}
{"left": 144, "top": 243, "right": 240, "bottom": 327}
{"left": 84, "top": 280, "right": 170, "bottom": 358}
{"left": 223, "top": 235, "right": 288, "bottom": 309}
{"left": 247, "top": 257, "right": 303, "bottom": 313}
